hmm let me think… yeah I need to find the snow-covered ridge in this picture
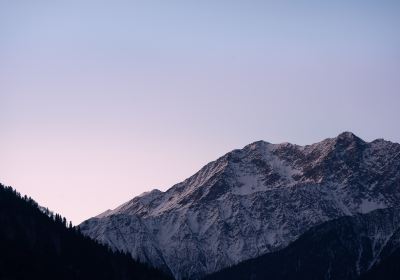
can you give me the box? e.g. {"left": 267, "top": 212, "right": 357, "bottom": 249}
{"left": 80, "top": 132, "right": 400, "bottom": 279}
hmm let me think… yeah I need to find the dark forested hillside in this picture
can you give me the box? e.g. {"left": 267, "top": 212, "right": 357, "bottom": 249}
{"left": 359, "top": 226, "right": 400, "bottom": 280}
{"left": 0, "top": 183, "right": 171, "bottom": 280}
{"left": 205, "top": 208, "right": 400, "bottom": 280}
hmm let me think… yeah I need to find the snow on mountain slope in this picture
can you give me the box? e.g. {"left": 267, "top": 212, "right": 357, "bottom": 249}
{"left": 79, "top": 132, "right": 400, "bottom": 279}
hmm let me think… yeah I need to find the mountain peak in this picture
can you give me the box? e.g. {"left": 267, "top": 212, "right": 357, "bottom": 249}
{"left": 336, "top": 131, "right": 363, "bottom": 142}
{"left": 243, "top": 140, "right": 270, "bottom": 150}
{"left": 338, "top": 131, "right": 357, "bottom": 138}
{"left": 331, "top": 131, "right": 366, "bottom": 152}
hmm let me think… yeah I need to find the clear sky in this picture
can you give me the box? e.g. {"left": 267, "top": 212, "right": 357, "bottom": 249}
{"left": 1, "top": 0, "right": 399, "bottom": 224}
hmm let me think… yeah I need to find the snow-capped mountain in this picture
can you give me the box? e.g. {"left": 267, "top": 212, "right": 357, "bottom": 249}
{"left": 79, "top": 132, "right": 400, "bottom": 279}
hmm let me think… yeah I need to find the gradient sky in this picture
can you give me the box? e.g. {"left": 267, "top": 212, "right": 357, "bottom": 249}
{"left": 1, "top": 0, "right": 400, "bottom": 224}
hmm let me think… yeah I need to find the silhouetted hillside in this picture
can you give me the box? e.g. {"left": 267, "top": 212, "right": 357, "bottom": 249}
{"left": 205, "top": 208, "right": 400, "bottom": 280}
{"left": 0, "top": 183, "right": 171, "bottom": 280}
{"left": 359, "top": 227, "right": 400, "bottom": 280}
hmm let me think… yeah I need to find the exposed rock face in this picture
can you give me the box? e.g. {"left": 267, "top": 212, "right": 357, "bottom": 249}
{"left": 80, "top": 132, "right": 400, "bottom": 279}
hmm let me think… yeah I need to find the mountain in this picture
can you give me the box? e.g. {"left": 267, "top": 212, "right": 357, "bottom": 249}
{"left": 80, "top": 132, "right": 400, "bottom": 279}
{"left": 205, "top": 207, "right": 400, "bottom": 280}
{"left": 0, "top": 183, "right": 171, "bottom": 280}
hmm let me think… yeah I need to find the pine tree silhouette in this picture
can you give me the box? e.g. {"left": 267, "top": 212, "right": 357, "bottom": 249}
{"left": 0, "top": 183, "right": 172, "bottom": 280}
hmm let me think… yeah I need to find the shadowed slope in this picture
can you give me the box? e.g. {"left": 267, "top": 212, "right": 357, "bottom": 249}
{"left": 205, "top": 208, "right": 400, "bottom": 280}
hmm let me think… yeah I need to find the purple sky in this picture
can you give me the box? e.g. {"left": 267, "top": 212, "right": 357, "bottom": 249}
{"left": 1, "top": 0, "right": 400, "bottom": 224}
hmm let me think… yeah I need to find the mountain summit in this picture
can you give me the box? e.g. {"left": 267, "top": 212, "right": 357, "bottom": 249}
{"left": 80, "top": 132, "right": 400, "bottom": 279}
